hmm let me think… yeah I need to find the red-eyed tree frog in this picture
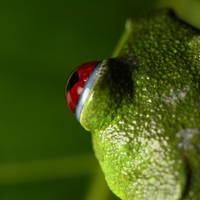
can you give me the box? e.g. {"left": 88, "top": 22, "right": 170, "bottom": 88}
{"left": 65, "top": 9, "right": 200, "bottom": 200}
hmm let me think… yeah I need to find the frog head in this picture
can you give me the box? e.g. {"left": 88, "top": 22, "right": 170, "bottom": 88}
{"left": 65, "top": 56, "right": 186, "bottom": 200}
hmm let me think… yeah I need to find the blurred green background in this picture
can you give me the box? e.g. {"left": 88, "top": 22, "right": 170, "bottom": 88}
{"left": 1, "top": 0, "right": 200, "bottom": 199}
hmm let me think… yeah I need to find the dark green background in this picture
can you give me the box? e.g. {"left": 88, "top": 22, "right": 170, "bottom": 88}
{"left": 1, "top": 0, "right": 200, "bottom": 199}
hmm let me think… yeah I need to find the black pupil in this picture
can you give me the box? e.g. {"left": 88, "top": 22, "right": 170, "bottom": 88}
{"left": 66, "top": 71, "right": 79, "bottom": 93}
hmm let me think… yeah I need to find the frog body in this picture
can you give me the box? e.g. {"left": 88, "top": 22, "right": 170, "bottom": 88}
{"left": 66, "top": 9, "right": 200, "bottom": 200}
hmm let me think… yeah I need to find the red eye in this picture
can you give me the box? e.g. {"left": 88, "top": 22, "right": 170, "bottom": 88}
{"left": 65, "top": 61, "right": 102, "bottom": 121}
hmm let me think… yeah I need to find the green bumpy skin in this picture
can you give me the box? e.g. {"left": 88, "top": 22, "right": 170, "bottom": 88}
{"left": 80, "top": 9, "right": 200, "bottom": 200}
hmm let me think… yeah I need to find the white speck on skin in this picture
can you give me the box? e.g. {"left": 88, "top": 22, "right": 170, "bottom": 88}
{"left": 176, "top": 128, "right": 199, "bottom": 149}
{"left": 121, "top": 170, "right": 127, "bottom": 175}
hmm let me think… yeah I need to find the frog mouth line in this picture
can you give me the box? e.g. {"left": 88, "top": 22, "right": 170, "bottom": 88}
{"left": 181, "top": 161, "right": 191, "bottom": 200}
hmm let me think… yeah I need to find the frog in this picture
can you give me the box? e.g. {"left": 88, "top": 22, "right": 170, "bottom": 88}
{"left": 65, "top": 8, "right": 200, "bottom": 200}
